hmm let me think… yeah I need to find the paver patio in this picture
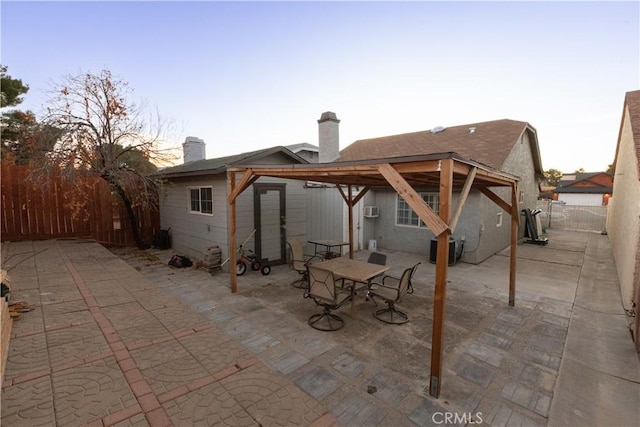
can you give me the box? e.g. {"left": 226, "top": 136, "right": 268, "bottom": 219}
{"left": 1, "top": 229, "right": 638, "bottom": 426}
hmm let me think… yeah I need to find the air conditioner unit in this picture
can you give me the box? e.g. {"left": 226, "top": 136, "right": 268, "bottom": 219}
{"left": 363, "top": 206, "right": 379, "bottom": 218}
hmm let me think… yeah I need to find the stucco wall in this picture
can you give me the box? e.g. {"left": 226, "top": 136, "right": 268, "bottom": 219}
{"left": 607, "top": 108, "right": 640, "bottom": 312}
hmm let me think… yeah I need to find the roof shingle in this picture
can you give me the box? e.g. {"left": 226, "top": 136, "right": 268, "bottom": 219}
{"left": 337, "top": 119, "right": 535, "bottom": 171}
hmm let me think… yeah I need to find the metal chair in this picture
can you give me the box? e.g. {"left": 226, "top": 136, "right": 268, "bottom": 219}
{"left": 367, "top": 263, "right": 419, "bottom": 324}
{"left": 287, "top": 239, "right": 322, "bottom": 289}
{"left": 306, "top": 265, "right": 352, "bottom": 331}
{"left": 407, "top": 262, "right": 421, "bottom": 294}
{"left": 367, "top": 252, "right": 387, "bottom": 266}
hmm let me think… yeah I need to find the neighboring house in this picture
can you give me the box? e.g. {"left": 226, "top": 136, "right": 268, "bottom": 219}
{"left": 286, "top": 143, "right": 319, "bottom": 163}
{"left": 554, "top": 172, "right": 613, "bottom": 206}
{"left": 335, "top": 119, "right": 545, "bottom": 264}
{"left": 607, "top": 89, "right": 640, "bottom": 350}
{"left": 155, "top": 140, "right": 310, "bottom": 266}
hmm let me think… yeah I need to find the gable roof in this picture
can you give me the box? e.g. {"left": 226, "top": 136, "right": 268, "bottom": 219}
{"left": 155, "top": 146, "right": 308, "bottom": 179}
{"left": 614, "top": 90, "right": 640, "bottom": 179}
{"left": 286, "top": 142, "right": 318, "bottom": 153}
{"left": 555, "top": 172, "right": 613, "bottom": 194}
{"left": 337, "top": 119, "right": 543, "bottom": 176}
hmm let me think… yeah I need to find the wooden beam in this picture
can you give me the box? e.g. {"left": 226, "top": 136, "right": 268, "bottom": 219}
{"left": 335, "top": 184, "right": 348, "bottom": 203}
{"left": 430, "top": 158, "right": 453, "bottom": 398}
{"left": 509, "top": 183, "right": 518, "bottom": 306}
{"left": 389, "top": 160, "right": 442, "bottom": 174}
{"left": 227, "top": 169, "right": 256, "bottom": 204}
{"left": 478, "top": 186, "right": 512, "bottom": 213}
{"left": 227, "top": 170, "right": 238, "bottom": 293}
{"left": 449, "top": 167, "right": 477, "bottom": 233}
{"left": 473, "top": 168, "right": 519, "bottom": 186}
{"left": 352, "top": 185, "right": 371, "bottom": 205}
{"left": 347, "top": 185, "right": 354, "bottom": 259}
{"left": 378, "top": 163, "right": 448, "bottom": 236}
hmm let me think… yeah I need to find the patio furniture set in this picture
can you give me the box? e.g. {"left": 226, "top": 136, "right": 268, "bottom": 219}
{"left": 287, "top": 239, "right": 420, "bottom": 331}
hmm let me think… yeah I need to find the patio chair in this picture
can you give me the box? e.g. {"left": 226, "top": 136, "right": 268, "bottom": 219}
{"left": 306, "top": 265, "right": 352, "bottom": 331}
{"left": 287, "top": 239, "right": 322, "bottom": 289}
{"left": 367, "top": 263, "right": 420, "bottom": 324}
{"left": 367, "top": 252, "right": 387, "bottom": 266}
{"left": 407, "top": 262, "right": 421, "bottom": 294}
{"left": 368, "top": 251, "right": 387, "bottom": 277}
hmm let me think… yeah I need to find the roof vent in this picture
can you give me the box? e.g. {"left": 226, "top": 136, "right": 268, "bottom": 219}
{"left": 430, "top": 126, "right": 446, "bottom": 134}
{"left": 469, "top": 127, "right": 476, "bottom": 134}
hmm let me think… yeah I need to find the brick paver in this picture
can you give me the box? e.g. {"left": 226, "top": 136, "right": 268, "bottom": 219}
{"left": 2, "top": 232, "right": 629, "bottom": 426}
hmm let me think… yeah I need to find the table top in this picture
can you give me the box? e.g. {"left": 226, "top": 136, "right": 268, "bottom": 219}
{"left": 308, "top": 239, "right": 349, "bottom": 247}
{"left": 316, "top": 257, "right": 389, "bottom": 283}
{"left": 307, "top": 239, "right": 349, "bottom": 248}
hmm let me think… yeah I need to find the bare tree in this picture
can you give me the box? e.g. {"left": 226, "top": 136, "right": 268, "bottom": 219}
{"left": 42, "top": 70, "right": 177, "bottom": 247}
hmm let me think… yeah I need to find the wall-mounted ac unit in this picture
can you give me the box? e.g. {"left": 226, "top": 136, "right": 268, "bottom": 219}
{"left": 364, "top": 206, "right": 379, "bottom": 218}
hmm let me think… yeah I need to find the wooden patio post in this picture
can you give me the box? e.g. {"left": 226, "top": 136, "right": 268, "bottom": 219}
{"left": 509, "top": 183, "right": 518, "bottom": 306}
{"left": 347, "top": 185, "right": 354, "bottom": 259}
{"left": 430, "top": 158, "right": 453, "bottom": 398}
{"left": 228, "top": 171, "right": 238, "bottom": 293}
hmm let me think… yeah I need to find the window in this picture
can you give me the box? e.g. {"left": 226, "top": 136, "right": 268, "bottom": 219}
{"left": 496, "top": 212, "right": 503, "bottom": 227}
{"left": 396, "top": 193, "right": 439, "bottom": 228}
{"left": 189, "top": 187, "right": 213, "bottom": 215}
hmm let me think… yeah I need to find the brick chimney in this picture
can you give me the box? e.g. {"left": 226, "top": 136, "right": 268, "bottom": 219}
{"left": 318, "top": 111, "right": 340, "bottom": 162}
{"left": 182, "top": 136, "right": 205, "bottom": 163}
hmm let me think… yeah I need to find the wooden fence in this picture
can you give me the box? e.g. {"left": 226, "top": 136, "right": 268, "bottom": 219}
{"left": 1, "top": 162, "right": 159, "bottom": 246}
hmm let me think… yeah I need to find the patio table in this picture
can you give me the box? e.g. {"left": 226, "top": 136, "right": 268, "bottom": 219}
{"left": 308, "top": 239, "right": 349, "bottom": 259}
{"left": 316, "top": 257, "right": 389, "bottom": 314}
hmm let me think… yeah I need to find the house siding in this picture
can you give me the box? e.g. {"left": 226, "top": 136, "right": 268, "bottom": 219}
{"left": 607, "top": 107, "right": 640, "bottom": 315}
{"left": 360, "top": 189, "right": 478, "bottom": 262}
{"left": 160, "top": 175, "right": 228, "bottom": 259}
{"left": 305, "top": 186, "right": 345, "bottom": 253}
{"left": 159, "top": 153, "right": 309, "bottom": 265}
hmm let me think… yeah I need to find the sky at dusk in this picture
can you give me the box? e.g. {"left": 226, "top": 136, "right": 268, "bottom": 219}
{"left": 2, "top": 1, "right": 639, "bottom": 173}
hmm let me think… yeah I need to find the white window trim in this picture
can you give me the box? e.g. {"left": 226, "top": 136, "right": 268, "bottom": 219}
{"left": 395, "top": 192, "right": 440, "bottom": 229}
{"left": 188, "top": 186, "right": 214, "bottom": 216}
{"left": 496, "top": 212, "right": 503, "bottom": 227}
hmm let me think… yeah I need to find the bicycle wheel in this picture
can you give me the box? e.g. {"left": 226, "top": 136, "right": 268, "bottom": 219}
{"left": 236, "top": 261, "right": 247, "bottom": 275}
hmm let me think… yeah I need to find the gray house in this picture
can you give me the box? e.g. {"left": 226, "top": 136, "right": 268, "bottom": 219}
{"left": 335, "top": 119, "right": 545, "bottom": 264}
{"left": 156, "top": 143, "right": 310, "bottom": 266}
{"left": 158, "top": 115, "right": 544, "bottom": 268}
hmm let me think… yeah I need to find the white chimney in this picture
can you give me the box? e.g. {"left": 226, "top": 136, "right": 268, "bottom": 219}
{"left": 183, "top": 136, "right": 205, "bottom": 163}
{"left": 318, "top": 111, "right": 340, "bottom": 162}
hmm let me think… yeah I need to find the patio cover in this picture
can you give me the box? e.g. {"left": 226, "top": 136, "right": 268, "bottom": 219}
{"left": 226, "top": 151, "right": 520, "bottom": 398}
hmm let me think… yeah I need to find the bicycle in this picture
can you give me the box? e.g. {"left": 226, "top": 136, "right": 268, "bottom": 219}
{"left": 236, "top": 245, "right": 271, "bottom": 276}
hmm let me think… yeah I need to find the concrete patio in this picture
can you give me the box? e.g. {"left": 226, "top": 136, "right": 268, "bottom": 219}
{"left": 1, "top": 229, "right": 638, "bottom": 426}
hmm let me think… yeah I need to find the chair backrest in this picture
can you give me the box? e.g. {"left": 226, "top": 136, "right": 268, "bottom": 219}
{"left": 408, "top": 262, "right": 421, "bottom": 282}
{"left": 408, "top": 262, "right": 421, "bottom": 290}
{"left": 307, "top": 265, "right": 338, "bottom": 303}
{"left": 367, "top": 252, "right": 387, "bottom": 266}
{"left": 288, "top": 239, "right": 306, "bottom": 272}
{"left": 397, "top": 267, "right": 413, "bottom": 298}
